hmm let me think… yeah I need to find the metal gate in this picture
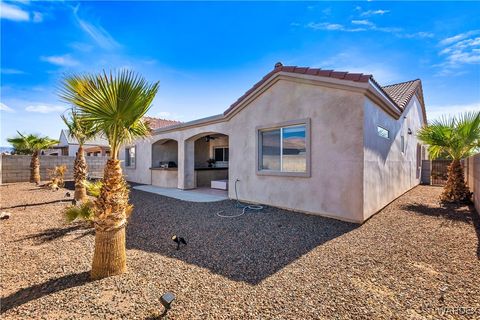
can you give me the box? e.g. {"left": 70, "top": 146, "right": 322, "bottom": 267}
{"left": 431, "top": 160, "right": 451, "bottom": 185}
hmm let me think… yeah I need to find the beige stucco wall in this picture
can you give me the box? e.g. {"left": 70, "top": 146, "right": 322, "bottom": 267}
{"left": 121, "top": 78, "right": 366, "bottom": 222}
{"left": 363, "top": 95, "right": 425, "bottom": 220}
{"left": 465, "top": 153, "right": 480, "bottom": 214}
{"left": 227, "top": 79, "right": 365, "bottom": 222}
{"left": 152, "top": 169, "right": 178, "bottom": 188}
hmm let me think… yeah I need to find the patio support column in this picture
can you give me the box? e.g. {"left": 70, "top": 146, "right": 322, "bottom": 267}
{"left": 177, "top": 139, "right": 195, "bottom": 189}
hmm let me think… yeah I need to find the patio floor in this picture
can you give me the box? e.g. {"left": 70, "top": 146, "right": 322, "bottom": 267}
{"left": 132, "top": 185, "right": 228, "bottom": 202}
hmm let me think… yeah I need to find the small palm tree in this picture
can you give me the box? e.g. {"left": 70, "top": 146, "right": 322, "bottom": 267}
{"left": 61, "top": 110, "right": 98, "bottom": 202}
{"left": 7, "top": 132, "right": 58, "bottom": 184}
{"left": 418, "top": 111, "right": 480, "bottom": 202}
{"left": 60, "top": 70, "right": 158, "bottom": 279}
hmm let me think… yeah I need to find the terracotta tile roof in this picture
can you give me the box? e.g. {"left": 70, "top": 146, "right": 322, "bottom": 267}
{"left": 143, "top": 117, "right": 182, "bottom": 130}
{"left": 223, "top": 62, "right": 425, "bottom": 120}
{"left": 381, "top": 79, "right": 422, "bottom": 110}
{"left": 224, "top": 62, "right": 373, "bottom": 115}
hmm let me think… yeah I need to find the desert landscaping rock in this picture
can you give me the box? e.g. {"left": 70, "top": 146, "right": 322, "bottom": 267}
{"left": 1, "top": 182, "right": 479, "bottom": 319}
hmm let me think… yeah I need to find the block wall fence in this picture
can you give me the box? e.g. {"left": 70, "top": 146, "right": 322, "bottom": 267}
{"left": 0, "top": 154, "right": 108, "bottom": 184}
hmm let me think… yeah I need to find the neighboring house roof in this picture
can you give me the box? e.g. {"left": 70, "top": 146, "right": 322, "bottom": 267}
{"left": 61, "top": 129, "right": 110, "bottom": 147}
{"left": 143, "top": 117, "right": 182, "bottom": 130}
{"left": 59, "top": 117, "right": 181, "bottom": 147}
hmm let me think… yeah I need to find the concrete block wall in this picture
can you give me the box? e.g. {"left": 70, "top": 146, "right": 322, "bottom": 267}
{"left": 465, "top": 153, "right": 480, "bottom": 213}
{"left": 0, "top": 155, "right": 108, "bottom": 183}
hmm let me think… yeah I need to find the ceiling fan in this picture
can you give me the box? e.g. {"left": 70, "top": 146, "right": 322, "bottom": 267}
{"left": 205, "top": 135, "right": 216, "bottom": 142}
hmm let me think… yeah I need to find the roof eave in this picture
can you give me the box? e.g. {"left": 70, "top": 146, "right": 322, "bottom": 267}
{"left": 367, "top": 79, "right": 403, "bottom": 118}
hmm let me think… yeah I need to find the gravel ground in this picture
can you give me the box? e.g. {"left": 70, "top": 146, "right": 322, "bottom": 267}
{"left": 1, "top": 182, "right": 479, "bottom": 319}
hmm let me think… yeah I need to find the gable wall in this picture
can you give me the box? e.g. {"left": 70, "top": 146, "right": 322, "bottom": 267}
{"left": 226, "top": 79, "right": 365, "bottom": 222}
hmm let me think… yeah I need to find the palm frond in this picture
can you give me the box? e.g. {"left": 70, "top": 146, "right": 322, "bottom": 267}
{"left": 417, "top": 111, "right": 480, "bottom": 160}
{"left": 61, "top": 109, "right": 98, "bottom": 145}
{"left": 7, "top": 132, "right": 58, "bottom": 154}
{"left": 59, "top": 70, "right": 159, "bottom": 158}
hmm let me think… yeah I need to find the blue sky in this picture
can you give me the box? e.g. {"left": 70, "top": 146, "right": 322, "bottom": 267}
{"left": 1, "top": 1, "right": 479, "bottom": 146}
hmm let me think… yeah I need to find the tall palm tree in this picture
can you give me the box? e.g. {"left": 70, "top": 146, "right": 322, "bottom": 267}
{"left": 60, "top": 70, "right": 158, "bottom": 279}
{"left": 61, "top": 110, "right": 98, "bottom": 202}
{"left": 418, "top": 111, "right": 480, "bottom": 202}
{"left": 7, "top": 132, "right": 58, "bottom": 184}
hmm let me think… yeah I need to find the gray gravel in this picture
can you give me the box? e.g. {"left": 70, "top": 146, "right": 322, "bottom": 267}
{"left": 1, "top": 182, "right": 479, "bottom": 319}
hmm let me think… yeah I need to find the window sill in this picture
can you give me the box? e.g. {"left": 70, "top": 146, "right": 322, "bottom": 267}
{"left": 256, "top": 170, "right": 310, "bottom": 178}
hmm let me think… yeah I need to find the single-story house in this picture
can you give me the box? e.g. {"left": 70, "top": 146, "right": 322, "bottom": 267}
{"left": 120, "top": 63, "right": 427, "bottom": 223}
{"left": 55, "top": 117, "right": 181, "bottom": 157}
{"left": 55, "top": 129, "right": 111, "bottom": 157}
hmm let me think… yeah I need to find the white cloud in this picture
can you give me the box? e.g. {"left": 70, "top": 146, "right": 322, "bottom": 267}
{"left": 0, "top": 2, "right": 29, "bottom": 21}
{"left": 360, "top": 9, "right": 390, "bottom": 17}
{"left": 436, "top": 30, "right": 480, "bottom": 76}
{"left": 40, "top": 54, "right": 79, "bottom": 67}
{"left": 351, "top": 19, "right": 374, "bottom": 26}
{"left": 307, "top": 20, "right": 428, "bottom": 38}
{"left": 306, "top": 22, "right": 365, "bottom": 32}
{"left": 73, "top": 5, "right": 120, "bottom": 50}
{"left": 401, "top": 32, "right": 435, "bottom": 39}
{"left": 25, "top": 104, "right": 66, "bottom": 113}
{"left": 0, "top": 103, "right": 15, "bottom": 112}
{"left": 427, "top": 102, "right": 480, "bottom": 121}
{"left": 1, "top": 68, "right": 25, "bottom": 74}
{"left": 440, "top": 30, "right": 480, "bottom": 46}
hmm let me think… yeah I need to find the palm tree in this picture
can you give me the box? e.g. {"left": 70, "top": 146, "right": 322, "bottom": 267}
{"left": 7, "top": 132, "right": 58, "bottom": 184}
{"left": 60, "top": 70, "right": 158, "bottom": 279}
{"left": 418, "top": 111, "right": 480, "bottom": 202}
{"left": 61, "top": 110, "right": 97, "bottom": 202}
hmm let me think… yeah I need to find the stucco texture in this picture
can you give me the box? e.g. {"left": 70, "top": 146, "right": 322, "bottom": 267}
{"left": 363, "top": 95, "right": 425, "bottom": 220}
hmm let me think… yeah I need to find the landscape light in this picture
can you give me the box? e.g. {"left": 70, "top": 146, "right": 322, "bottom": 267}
{"left": 160, "top": 292, "right": 176, "bottom": 311}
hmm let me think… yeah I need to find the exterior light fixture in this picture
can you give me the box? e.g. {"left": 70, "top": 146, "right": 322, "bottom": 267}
{"left": 408, "top": 128, "right": 413, "bottom": 135}
{"left": 160, "top": 292, "right": 176, "bottom": 311}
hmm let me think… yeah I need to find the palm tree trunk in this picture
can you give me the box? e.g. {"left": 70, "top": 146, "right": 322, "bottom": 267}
{"left": 30, "top": 151, "right": 40, "bottom": 184}
{"left": 74, "top": 145, "right": 88, "bottom": 202}
{"left": 91, "top": 159, "right": 129, "bottom": 279}
{"left": 441, "top": 159, "right": 471, "bottom": 202}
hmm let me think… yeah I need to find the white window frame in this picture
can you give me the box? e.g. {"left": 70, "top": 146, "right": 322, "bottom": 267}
{"left": 377, "top": 125, "right": 390, "bottom": 139}
{"left": 256, "top": 118, "right": 311, "bottom": 178}
{"left": 125, "top": 145, "right": 136, "bottom": 168}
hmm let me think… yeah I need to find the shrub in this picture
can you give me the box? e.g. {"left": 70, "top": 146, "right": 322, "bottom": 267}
{"left": 65, "top": 200, "right": 95, "bottom": 223}
{"left": 47, "top": 165, "right": 67, "bottom": 189}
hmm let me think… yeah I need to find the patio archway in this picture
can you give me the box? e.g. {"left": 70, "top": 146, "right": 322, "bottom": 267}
{"left": 182, "top": 132, "right": 229, "bottom": 191}
{"left": 150, "top": 138, "right": 179, "bottom": 188}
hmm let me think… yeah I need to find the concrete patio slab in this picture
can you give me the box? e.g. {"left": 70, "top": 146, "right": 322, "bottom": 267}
{"left": 132, "top": 185, "right": 228, "bottom": 202}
